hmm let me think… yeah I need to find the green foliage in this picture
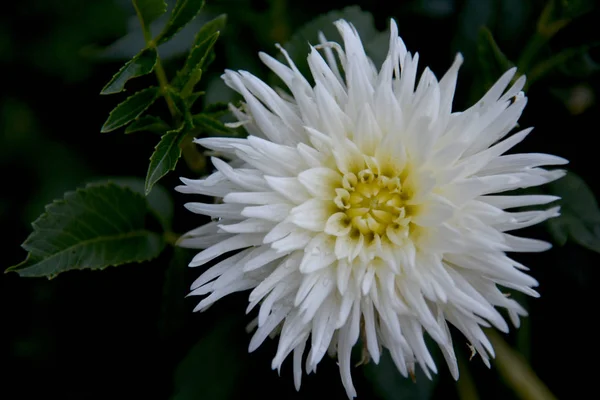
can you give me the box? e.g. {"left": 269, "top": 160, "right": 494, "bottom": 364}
{"left": 547, "top": 172, "right": 600, "bottom": 253}
{"left": 99, "top": 177, "right": 174, "bottom": 231}
{"left": 172, "top": 14, "right": 226, "bottom": 96}
{"left": 203, "top": 101, "right": 230, "bottom": 117}
{"left": 7, "top": 183, "right": 165, "bottom": 278}
{"left": 173, "top": 31, "right": 218, "bottom": 91}
{"left": 192, "top": 113, "right": 237, "bottom": 137}
{"left": 133, "top": 0, "right": 168, "bottom": 26}
{"left": 101, "top": 87, "right": 161, "bottom": 132}
{"left": 98, "top": 0, "right": 227, "bottom": 195}
{"left": 145, "top": 127, "right": 187, "bottom": 195}
{"left": 156, "top": 0, "right": 206, "bottom": 45}
{"left": 192, "top": 14, "right": 227, "bottom": 48}
{"left": 100, "top": 48, "right": 158, "bottom": 94}
{"left": 169, "top": 90, "right": 194, "bottom": 126}
{"left": 125, "top": 115, "right": 170, "bottom": 134}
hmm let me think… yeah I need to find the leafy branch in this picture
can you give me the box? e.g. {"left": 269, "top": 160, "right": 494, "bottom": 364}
{"left": 100, "top": 0, "right": 236, "bottom": 195}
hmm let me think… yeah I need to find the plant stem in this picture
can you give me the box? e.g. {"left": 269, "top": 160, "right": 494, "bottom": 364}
{"left": 164, "top": 231, "right": 181, "bottom": 246}
{"left": 180, "top": 132, "right": 207, "bottom": 173}
{"left": 153, "top": 54, "right": 178, "bottom": 117}
{"left": 456, "top": 349, "right": 480, "bottom": 400}
{"left": 133, "top": 0, "right": 207, "bottom": 175}
{"left": 486, "top": 329, "right": 557, "bottom": 400}
{"left": 132, "top": 0, "right": 177, "bottom": 117}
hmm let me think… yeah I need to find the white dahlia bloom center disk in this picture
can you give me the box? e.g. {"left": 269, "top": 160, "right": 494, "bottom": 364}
{"left": 176, "top": 19, "right": 567, "bottom": 398}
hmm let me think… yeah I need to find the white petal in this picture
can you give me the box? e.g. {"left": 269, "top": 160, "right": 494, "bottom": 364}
{"left": 288, "top": 199, "right": 335, "bottom": 231}
{"left": 297, "top": 167, "right": 341, "bottom": 199}
{"left": 189, "top": 234, "right": 264, "bottom": 267}
{"left": 184, "top": 202, "right": 245, "bottom": 219}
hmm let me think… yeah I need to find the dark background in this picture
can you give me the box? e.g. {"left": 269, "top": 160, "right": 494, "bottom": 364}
{"left": 2, "top": 0, "right": 599, "bottom": 399}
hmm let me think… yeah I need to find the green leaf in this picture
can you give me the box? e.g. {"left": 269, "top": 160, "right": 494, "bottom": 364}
{"left": 186, "top": 91, "right": 205, "bottom": 108}
{"left": 180, "top": 66, "right": 203, "bottom": 98}
{"left": 364, "top": 349, "right": 438, "bottom": 400}
{"left": 173, "top": 32, "right": 219, "bottom": 92}
{"left": 91, "top": 177, "right": 174, "bottom": 231}
{"left": 203, "top": 101, "right": 230, "bottom": 117}
{"left": 133, "top": 0, "right": 168, "bottom": 26}
{"left": 125, "top": 115, "right": 170, "bottom": 134}
{"left": 100, "top": 48, "right": 158, "bottom": 95}
{"left": 192, "top": 14, "right": 227, "bottom": 48}
{"left": 6, "top": 183, "right": 165, "bottom": 278}
{"left": 101, "top": 87, "right": 160, "bottom": 132}
{"left": 156, "top": 0, "right": 205, "bottom": 45}
{"left": 172, "top": 316, "right": 247, "bottom": 400}
{"left": 170, "top": 90, "right": 194, "bottom": 127}
{"left": 193, "top": 113, "right": 237, "bottom": 137}
{"left": 145, "top": 127, "right": 187, "bottom": 195}
{"left": 174, "top": 13, "right": 227, "bottom": 90}
{"left": 546, "top": 171, "right": 600, "bottom": 253}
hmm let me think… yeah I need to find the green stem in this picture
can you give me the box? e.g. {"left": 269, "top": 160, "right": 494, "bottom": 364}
{"left": 132, "top": 0, "right": 177, "bottom": 118}
{"left": 153, "top": 55, "right": 178, "bottom": 117}
{"left": 133, "top": 0, "right": 206, "bottom": 175}
{"left": 163, "top": 231, "right": 181, "bottom": 246}
{"left": 486, "top": 329, "right": 557, "bottom": 400}
{"left": 180, "top": 133, "right": 206, "bottom": 173}
{"left": 456, "top": 350, "right": 480, "bottom": 400}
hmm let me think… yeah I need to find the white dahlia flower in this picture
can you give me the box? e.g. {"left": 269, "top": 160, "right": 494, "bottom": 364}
{"left": 177, "top": 19, "right": 567, "bottom": 398}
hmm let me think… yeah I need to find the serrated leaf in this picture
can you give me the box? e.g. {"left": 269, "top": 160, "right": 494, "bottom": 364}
{"left": 145, "top": 127, "right": 187, "bottom": 195}
{"left": 186, "top": 91, "right": 205, "bottom": 108}
{"left": 173, "top": 13, "right": 227, "bottom": 90}
{"left": 192, "top": 14, "right": 226, "bottom": 46}
{"left": 133, "top": 0, "right": 168, "bottom": 26}
{"left": 546, "top": 171, "right": 600, "bottom": 253}
{"left": 203, "top": 102, "right": 230, "bottom": 117}
{"left": 156, "top": 0, "right": 205, "bottom": 45}
{"left": 170, "top": 90, "right": 194, "bottom": 127}
{"left": 101, "top": 87, "right": 160, "bottom": 132}
{"left": 173, "top": 32, "right": 218, "bottom": 92}
{"left": 90, "top": 177, "right": 174, "bottom": 231}
{"left": 193, "top": 113, "right": 236, "bottom": 137}
{"left": 187, "top": 32, "right": 219, "bottom": 69}
{"left": 101, "top": 48, "right": 158, "bottom": 95}
{"left": 7, "top": 183, "right": 165, "bottom": 278}
{"left": 180, "top": 67, "right": 203, "bottom": 98}
{"left": 125, "top": 115, "right": 170, "bottom": 134}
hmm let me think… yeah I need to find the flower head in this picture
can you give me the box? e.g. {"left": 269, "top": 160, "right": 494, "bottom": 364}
{"left": 177, "top": 19, "right": 567, "bottom": 398}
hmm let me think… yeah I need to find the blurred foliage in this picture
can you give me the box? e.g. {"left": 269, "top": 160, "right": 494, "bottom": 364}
{"left": 2, "top": 0, "right": 600, "bottom": 399}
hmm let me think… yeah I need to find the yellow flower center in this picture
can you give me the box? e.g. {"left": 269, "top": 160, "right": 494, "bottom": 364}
{"left": 325, "top": 158, "right": 413, "bottom": 247}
